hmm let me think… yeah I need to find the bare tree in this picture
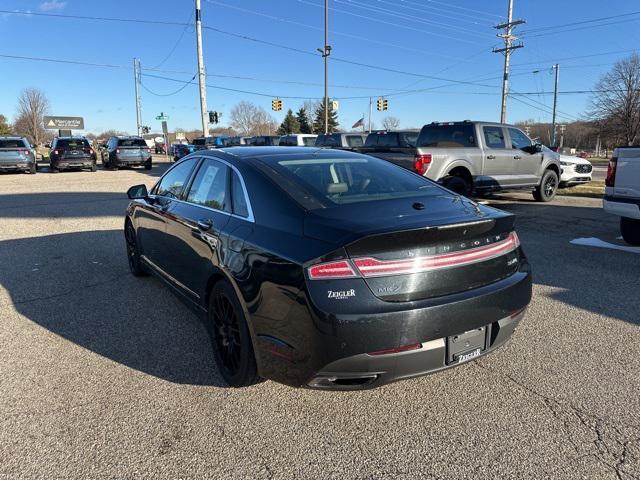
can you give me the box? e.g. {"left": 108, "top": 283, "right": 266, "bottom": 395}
{"left": 14, "top": 88, "right": 50, "bottom": 145}
{"left": 229, "top": 101, "right": 277, "bottom": 136}
{"left": 382, "top": 116, "right": 400, "bottom": 130}
{"left": 590, "top": 53, "right": 640, "bottom": 146}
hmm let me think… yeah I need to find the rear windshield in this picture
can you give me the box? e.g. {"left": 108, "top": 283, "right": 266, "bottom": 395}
{"left": 117, "top": 138, "right": 147, "bottom": 147}
{"left": 192, "top": 138, "right": 206, "bottom": 146}
{"left": 57, "top": 138, "right": 90, "bottom": 149}
{"left": 302, "top": 137, "right": 317, "bottom": 146}
{"left": 0, "top": 139, "right": 28, "bottom": 149}
{"left": 269, "top": 156, "right": 442, "bottom": 206}
{"left": 345, "top": 135, "right": 364, "bottom": 147}
{"left": 417, "top": 124, "right": 476, "bottom": 148}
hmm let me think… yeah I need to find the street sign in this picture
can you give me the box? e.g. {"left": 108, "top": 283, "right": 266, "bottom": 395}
{"left": 156, "top": 112, "right": 169, "bottom": 120}
{"left": 161, "top": 121, "right": 168, "bottom": 135}
{"left": 44, "top": 116, "right": 84, "bottom": 130}
{"left": 176, "top": 132, "right": 185, "bottom": 140}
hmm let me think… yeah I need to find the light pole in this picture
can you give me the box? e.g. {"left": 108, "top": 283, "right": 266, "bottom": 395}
{"left": 195, "top": 0, "right": 208, "bottom": 137}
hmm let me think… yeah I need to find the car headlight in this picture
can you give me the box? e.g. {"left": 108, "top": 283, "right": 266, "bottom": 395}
{"left": 560, "top": 161, "right": 574, "bottom": 167}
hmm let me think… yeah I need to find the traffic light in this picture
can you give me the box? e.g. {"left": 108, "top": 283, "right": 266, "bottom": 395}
{"left": 376, "top": 98, "right": 388, "bottom": 111}
{"left": 382, "top": 99, "right": 388, "bottom": 111}
{"left": 272, "top": 98, "right": 283, "bottom": 111}
{"left": 208, "top": 111, "right": 220, "bottom": 124}
{"left": 141, "top": 126, "right": 150, "bottom": 134}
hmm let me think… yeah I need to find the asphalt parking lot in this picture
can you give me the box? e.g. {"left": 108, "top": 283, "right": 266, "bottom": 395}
{"left": 1, "top": 157, "right": 639, "bottom": 479}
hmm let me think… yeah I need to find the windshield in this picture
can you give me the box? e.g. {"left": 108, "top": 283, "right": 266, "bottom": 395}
{"left": 0, "top": 139, "right": 28, "bottom": 149}
{"left": 269, "top": 155, "right": 443, "bottom": 206}
{"left": 57, "top": 139, "right": 90, "bottom": 149}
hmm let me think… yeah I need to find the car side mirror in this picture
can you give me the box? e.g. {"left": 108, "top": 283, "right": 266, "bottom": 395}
{"left": 127, "top": 184, "right": 149, "bottom": 200}
{"left": 534, "top": 143, "right": 543, "bottom": 152}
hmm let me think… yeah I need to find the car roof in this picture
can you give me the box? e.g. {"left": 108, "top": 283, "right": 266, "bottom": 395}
{"left": 200, "top": 146, "right": 359, "bottom": 161}
{"left": 0, "top": 136, "right": 25, "bottom": 140}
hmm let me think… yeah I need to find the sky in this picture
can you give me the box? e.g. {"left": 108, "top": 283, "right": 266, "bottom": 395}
{"left": 0, "top": 0, "right": 639, "bottom": 135}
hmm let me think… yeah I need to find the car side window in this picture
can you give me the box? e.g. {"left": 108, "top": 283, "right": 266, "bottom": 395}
{"left": 508, "top": 128, "right": 532, "bottom": 150}
{"left": 231, "top": 170, "right": 249, "bottom": 218}
{"left": 185, "top": 158, "right": 230, "bottom": 211}
{"left": 155, "top": 157, "right": 199, "bottom": 199}
{"left": 483, "top": 126, "right": 506, "bottom": 149}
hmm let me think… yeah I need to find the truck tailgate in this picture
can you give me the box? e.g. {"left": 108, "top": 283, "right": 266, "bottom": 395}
{"left": 613, "top": 148, "right": 640, "bottom": 198}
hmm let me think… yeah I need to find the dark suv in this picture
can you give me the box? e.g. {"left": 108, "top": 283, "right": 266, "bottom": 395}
{"left": 246, "top": 136, "right": 281, "bottom": 146}
{"left": 0, "top": 136, "right": 37, "bottom": 174}
{"left": 49, "top": 137, "right": 97, "bottom": 172}
{"left": 101, "top": 136, "right": 152, "bottom": 170}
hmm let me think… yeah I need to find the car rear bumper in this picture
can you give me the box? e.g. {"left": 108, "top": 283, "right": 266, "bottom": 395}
{"left": 604, "top": 196, "right": 640, "bottom": 220}
{"left": 53, "top": 159, "right": 94, "bottom": 169}
{"left": 308, "top": 309, "right": 524, "bottom": 389}
{"left": 114, "top": 157, "right": 151, "bottom": 166}
{"left": 255, "top": 263, "right": 532, "bottom": 390}
{"left": 0, "top": 160, "right": 34, "bottom": 171}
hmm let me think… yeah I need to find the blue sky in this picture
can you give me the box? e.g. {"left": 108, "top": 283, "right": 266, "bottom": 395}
{"left": 1, "top": 0, "right": 639, "bottom": 134}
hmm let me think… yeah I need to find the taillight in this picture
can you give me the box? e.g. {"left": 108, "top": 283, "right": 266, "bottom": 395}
{"left": 307, "top": 260, "right": 357, "bottom": 280}
{"left": 84, "top": 147, "right": 94, "bottom": 154}
{"left": 414, "top": 153, "right": 432, "bottom": 175}
{"left": 352, "top": 232, "right": 520, "bottom": 278}
{"left": 146, "top": 148, "right": 151, "bottom": 153}
{"left": 20, "top": 149, "right": 29, "bottom": 156}
{"left": 605, "top": 156, "right": 617, "bottom": 187}
{"left": 116, "top": 148, "right": 120, "bottom": 154}
{"left": 54, "top": 149, "right": 63, "bottom": 156}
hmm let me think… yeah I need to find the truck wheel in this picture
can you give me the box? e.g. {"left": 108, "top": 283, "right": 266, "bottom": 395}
{"left": 442, "top": 175, "right": 471, "bottom": 196}
{"left": 620, "top": 217, "right": 640, "bottom": 246}
{"left": 533, "top": 169, "right": 558, "bottom": 202}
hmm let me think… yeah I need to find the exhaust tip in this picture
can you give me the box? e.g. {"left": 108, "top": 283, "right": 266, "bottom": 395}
{"left": 308, "top": 374, "right": 379, "bottom": 390}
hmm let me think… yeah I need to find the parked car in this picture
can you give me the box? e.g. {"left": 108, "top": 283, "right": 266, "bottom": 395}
{"left": 0, "top": 136, "right": 37, "bottom": 174}
{"left": 49, "top": 137, "right": 96, "bottom": 173}
{"left": 603, "top": 146, "right": 640, "bottom": 245}
{"left": 315, "top": 133, "right": 367, "bottom": 150}
{"left": 173, "top": 144, "right": 193, "bottom": 162}
{"left": 279, "top": 134, "right": 318, "bottom": 146}
{"left": 246, "top": 135, "right": 281, "bottom": 146}
{"left": 356, "top": 130, "right": 420, "bottom": 171}
{"left": 101, "top": 136, "right": 152, "bottom": 170}
{"left": 193, "top": 136, "right": 227, "bottom": 150}
{"left": 557, "top": 151, "right": 593, "bottom": 187}
{"left": 124, "top": 147, "right": 532, "bottom": 389}
{"left": 414, "top": 121, "right": 562, "bottom": 201}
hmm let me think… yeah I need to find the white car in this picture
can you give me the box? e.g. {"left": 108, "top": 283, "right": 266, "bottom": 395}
{"left": 279, "top": 134, "right": 318, "bottom": 146}
{"left": 603, "top": 147, "right": 640, "bottom": 245}
{"left": 558, "top": 154, "right": 593, "bottom": 187}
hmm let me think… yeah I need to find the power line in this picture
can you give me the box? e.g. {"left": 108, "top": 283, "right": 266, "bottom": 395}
{"left": 332, "top": 0, "right": 494, "bottom": 38}
{"left": 510, "top": 49, "right": 639, "bottom": 68}
{"left": 522, "top": 18, "right": 640, "bottom": 39}
{"left": 397, "top": 0, "right": 502, "bottom": 20}
{"left": 204, "top": 0, "right": 482, "bottom": 61}
{"left": 519, "top": 11, "right": 640, "bottom": 34}
{"left": 361, "top": 0, "right": 494, "bottom": 26}
{"left": 148, "top": 12, "right": 193, "bottom": 70}
{"left": 295, "top": 0, "right": 482, "bottom": 44}
{"left": 141, "top": 73, "right": 197, "bottom": 96}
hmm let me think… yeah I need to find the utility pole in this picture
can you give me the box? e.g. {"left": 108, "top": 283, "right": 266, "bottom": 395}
{"left": 195, "top": 0, "right": 208, "bottom": 137}
{"left": 559, "top": 124, "right": 566, "bottom": 148}
{"left": 368, "top": 97, "right": 372, "bottom": 133}
{"left": 133, "top": 58, "right": 142, "bottom": 136}
{"left": 551, "top": 63, "right": 560, "bottom": 146}
{"left": 317, "top": 0, "right": 331, "bottom": 134}
{"left": 493, "top": 0, "right": 525, "bottom": 123}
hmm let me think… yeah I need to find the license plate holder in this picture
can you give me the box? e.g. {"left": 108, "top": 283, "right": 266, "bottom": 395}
{"left": 447, "top": 326, "right": 486, "bottom": 365}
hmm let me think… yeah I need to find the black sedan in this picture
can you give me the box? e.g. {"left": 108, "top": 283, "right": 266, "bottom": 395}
{"left": 124, "top": 147, "right": 532, "bottom": 390}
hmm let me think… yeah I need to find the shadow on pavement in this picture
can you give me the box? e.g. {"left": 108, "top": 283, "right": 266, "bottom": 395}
{"left": 0, "top": 229, "right": 225, "bottom": 386}
{"left": 0, "top": 192, "right": 131, "bottom": 218}
{"left": 490, "top": 198, "right": 640, "bottom": 326}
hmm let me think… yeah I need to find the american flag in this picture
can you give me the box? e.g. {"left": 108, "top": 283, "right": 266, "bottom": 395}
{"left": 352, "top": 117, "right": 365, "bottom": 128}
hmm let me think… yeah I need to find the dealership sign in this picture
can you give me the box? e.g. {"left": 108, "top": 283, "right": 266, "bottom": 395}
{"left": 44, "top": 116, "right": 85, "bottom": 130}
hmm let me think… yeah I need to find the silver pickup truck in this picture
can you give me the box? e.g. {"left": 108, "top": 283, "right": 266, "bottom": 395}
{"left": 414, "top": 121, "right": 562, "bottom": 202}
{"left": 603, "top": 147, "right": 640, "bottom": 245}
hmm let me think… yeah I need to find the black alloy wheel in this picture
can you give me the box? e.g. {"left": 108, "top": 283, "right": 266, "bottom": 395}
{"left": 208, "top": 282, "right": 260, "bottom": 387}
{"left": 533, "top": 169, "right": 558, "bottom": 202}
{"left": 125, "top": 221, "right": 147, "bottom": 276}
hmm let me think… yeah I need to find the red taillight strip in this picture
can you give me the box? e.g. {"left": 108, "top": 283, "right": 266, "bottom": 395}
{"left": 307, "top": 260, "right": 358, "bottom": 280}
{"left": 353, "top": 232, "right": 520, "bottom": 278}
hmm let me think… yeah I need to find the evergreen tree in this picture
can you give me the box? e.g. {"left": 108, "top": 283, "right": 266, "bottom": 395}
{"left": 277, "top": 109, "right": 300, "bottom": 135}
{"left": 295, "top": 107, "right": 312, "bottom": 134}
{"left": 0, "top": 115, "right": 11, "bottom": 135}
{"left": 312, "top": 101, "right": 339, "bottom": 134}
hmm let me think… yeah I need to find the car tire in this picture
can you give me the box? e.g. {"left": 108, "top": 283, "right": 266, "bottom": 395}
{"left": 533, "top": 169, "right": 559, "bottom": 202}
{"left": 51, "top": 165, "right": 59, "bottom": 173}
{"left": 144, "top": 160, "right": 152, "bottom": 171}
{"left": 620, "top": 217, "right": 640, "bottom": 246}
{"left": 124, "top": 221, "right": 148, "bottom": 277}
{"left": 90, "top": 162, "right": 97, "bottom": 172}
{"left": 208, "top": 281, "right": 260, "bottom": 388}
{"left": 442, "top": 175, "right": 471, "bottom": 196}
{"left": 28, "top": 163, "right": 36, "bottom": 174}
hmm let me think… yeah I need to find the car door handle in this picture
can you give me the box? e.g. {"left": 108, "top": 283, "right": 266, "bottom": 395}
{"left": 486, "top": 155, "right": 496, "bottom": 159}
{"left": 513, "top": 155, "right": 522, "bottom": 160}
{"left": 197, "top": 219, "right": 213, "bottom": 231}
